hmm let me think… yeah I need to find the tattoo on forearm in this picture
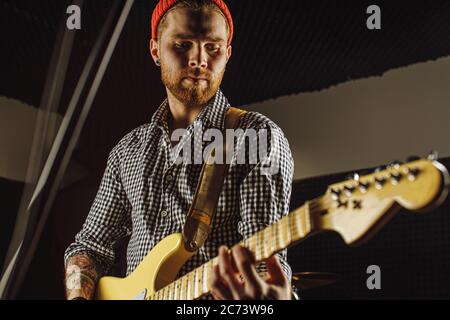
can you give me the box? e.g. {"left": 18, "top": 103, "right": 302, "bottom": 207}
{"left": 65, "top": 254, "right": 100, "bottom": 300}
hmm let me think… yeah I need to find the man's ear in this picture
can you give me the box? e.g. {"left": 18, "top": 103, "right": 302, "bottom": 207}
{"left": 226, "top": 45, "right": 232, "bottom": 63}
{"left": 149, "top": 38, "right": 160, "bottom": 65}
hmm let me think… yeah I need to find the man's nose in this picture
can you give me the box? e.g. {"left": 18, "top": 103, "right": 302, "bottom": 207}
{"left": 188, "top": 45, "right": 208, "bottom": 69}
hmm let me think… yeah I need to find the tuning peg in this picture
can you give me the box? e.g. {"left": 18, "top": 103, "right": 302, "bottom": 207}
{"left": 359, "top": 181, "right": 370, "bottom": 193}
{"left": 427, "top": 150, "right": 439, "bottom": 161}
{"left": 330, "top": 188, "right": 342, "bottom": 200}
{"left": 406, "top": 167, "right": 420, "bottom": 181}
{"left": 346, "top": 171, "right": 370, "bottom": 181}
{"left": 344, "top": 185, "right": 356, "bottom": 196}
{"left": 390, "top": 172, "right": 402, "bottom": 185}
{"left": 388, "top": 160, "right": 403, "bottom": 169}
{"left": 375, "top": 177, "right": 386, "bottom": 189}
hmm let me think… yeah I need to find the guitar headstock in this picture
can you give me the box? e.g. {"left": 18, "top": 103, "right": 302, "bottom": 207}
{"left": 314, "top": 159, "right": 449, "bottom": 246}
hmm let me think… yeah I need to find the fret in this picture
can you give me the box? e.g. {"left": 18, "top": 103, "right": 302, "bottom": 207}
{"left": 263, "top": 230, "right": 270, "bottom": 260}
{"left": 281, "top": 217, "right": 290, "bottom": 248}
{"left": 194, "top": 268, "right": 200, "bottom": 298}
{"left": 289, "top": 210, "right": 299, "bottom": 242}
{"left": 296, "top": 209, "right": 304, "bottom": 238}
{"left": 304, "top": 202, "right": 313, "bottom": 235}
{"left": 263, "top": 225, "right": 273, "bottom": 257}
{"left": 184, "top": 274, "right": 189, "bottom": 300}
{"left": 162, "top": 285, "right": 167, "bottom": 300}
{"left": 178, "top": 279, "right": 183, "bottom": 300}
{"left": 170, "top": 281, "right": 175, "bottom": 300}
{"left": 301, "top": 211, "right": 308, "bottom": 237}
{"left": 174, "top": 280, "right": 179, "bottom": 300}
{"left": 165, "top": 283, "right": 170, "bottom": 300}
{"left": 272, "top": 224, "right": 280, "bottom": 253}
{"left": 199, "top": 264, "right": 205, "bottom": 294}
{"left": 179, "top": 279, "right": 184, "bottom": 300}
{"left": 180, "top": 276, "right": 186, "bottom": 300}
{"left": 277, "top": 220, "right": 284, "bottom": 249}
{"left": 278, "top": 221, "right": 283, "bottom": 250}
{"left": 280, "top": 217, "right": 289, "bottom": 248}
{"left": 183, "top": 274, "right": 189, "bottom": 300}
{"left": 301, "top": 206, "right": 307, "bottom": 237}
{"left": 178, "top": 278, "right": 183, "bottom": 300}
{"left": 269, "top": 225, "right": 276, "bottom": 253}
{"left": 188, "top": 271, "right": 195, "bottom": 300}
{"left": 286, "top": 214, "right": 293, "bottom": 245}
{"left": 248, "top": 237, "right": 256, "bottom": 254}
{"left": 247, "top": 235, "right": 257, "bottom": 259}
{"left": 205, "top": 261, "right": 211, "bottom": 290}
{"left": 172, "top": 281, "right": 177, "bottom": 300}
{"left": 305, "top": 204, "right": 313, "bottom": 233}
{"left": 288, "top": 206, "right": 314, "bottom": 243}
{"left": 162, "top": 284, "right": 167, "bottom": 300}
{"left": 202, "top": 263, "right": 208, "bottom": 294}
{"left": 255, "top": 231, "right": 262, "bottom": 261}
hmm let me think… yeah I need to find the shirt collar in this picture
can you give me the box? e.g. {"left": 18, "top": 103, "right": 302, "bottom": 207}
{"left": 151, "top": 89, "right": 230, "bottom": 131}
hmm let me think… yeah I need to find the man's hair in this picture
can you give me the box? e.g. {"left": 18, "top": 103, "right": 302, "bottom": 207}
{"left": 157, "top": 0, "right": 231, "bottom": 43}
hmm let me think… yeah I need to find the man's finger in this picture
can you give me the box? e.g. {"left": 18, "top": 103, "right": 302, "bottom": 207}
{"left": 218, "top": 245, "right": 244, "bottom": 299}
{"left": 231, "top": 245, "right": 264, "bottom": 297}
{"left": 266, "top": 254, "right": 288, "bottom": 286}
{"left": 210, "top": 264, "right": 233, "bottom": 300}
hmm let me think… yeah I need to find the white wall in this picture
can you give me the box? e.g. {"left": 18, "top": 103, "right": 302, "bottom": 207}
{"left": 0, "top": 97, "right": 61, "bottom": 182}
{"left": 246, "top": 56, "right": 450, "bottom": 180}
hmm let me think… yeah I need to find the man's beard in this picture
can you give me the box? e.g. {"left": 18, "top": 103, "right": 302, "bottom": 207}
{"left": 161, "top": 63, "right": 225, "bottom": 108}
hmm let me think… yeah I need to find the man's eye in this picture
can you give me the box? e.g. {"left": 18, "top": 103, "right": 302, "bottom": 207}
{"left": 206, "top": 45, "right": 220, "bottom": 51}
{"left": 175, "top": 42, "right": 190, "bottom": 49}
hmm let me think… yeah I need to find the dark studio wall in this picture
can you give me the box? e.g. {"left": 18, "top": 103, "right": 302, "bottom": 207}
{"left": 1, "top": 0, "right": 450, "bottom": 299}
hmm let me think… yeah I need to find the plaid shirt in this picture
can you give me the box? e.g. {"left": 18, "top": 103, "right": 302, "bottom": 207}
{"left": 64, "top": 89, "right": 294, "bottom": 285}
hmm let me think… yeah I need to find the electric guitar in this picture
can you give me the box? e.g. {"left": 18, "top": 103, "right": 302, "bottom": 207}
{"left": 95, "top": 159, "right": 449, "bottom": 300}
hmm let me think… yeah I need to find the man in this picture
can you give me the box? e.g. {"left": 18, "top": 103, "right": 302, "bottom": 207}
{"left": 64, "top": 0, "right": 294, "bottom": 300}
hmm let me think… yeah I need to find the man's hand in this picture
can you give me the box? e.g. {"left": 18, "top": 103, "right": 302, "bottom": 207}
{"left": 210, "top": 245, "right": 291, "bottom": 300}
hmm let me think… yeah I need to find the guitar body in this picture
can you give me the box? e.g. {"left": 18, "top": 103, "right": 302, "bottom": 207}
{"left": 96, "top": 233, "right": 195, "bottom": 300}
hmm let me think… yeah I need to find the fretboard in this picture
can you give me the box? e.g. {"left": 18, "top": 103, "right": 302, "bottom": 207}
{"left": 147, "top": 202, "right": 315, "bottom": 300}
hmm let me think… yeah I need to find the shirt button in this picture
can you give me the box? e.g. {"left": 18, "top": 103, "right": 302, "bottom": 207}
{"left": 166, "top": 174, "right": 173, "bottom": 182}
{"left": 160, "top": 210, "right": 168, "bottom": 217}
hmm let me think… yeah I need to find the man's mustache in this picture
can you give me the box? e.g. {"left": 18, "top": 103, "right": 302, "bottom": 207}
{"left": 183, "top": 70, "right": 211, "bottom": 80}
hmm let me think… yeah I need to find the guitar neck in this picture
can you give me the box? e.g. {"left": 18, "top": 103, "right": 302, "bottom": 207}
{"left": 147, "top": 200, "right": 320, "bottom": 300}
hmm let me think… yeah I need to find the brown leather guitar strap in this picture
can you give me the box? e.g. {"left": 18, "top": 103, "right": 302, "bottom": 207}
{"left": 183, "top": 107, "right": 247, "bottom": 252}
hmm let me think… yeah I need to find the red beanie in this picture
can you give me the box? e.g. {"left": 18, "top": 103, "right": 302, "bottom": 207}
{"left": 151, "top": 0, "right": 234, "bottom": 45}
